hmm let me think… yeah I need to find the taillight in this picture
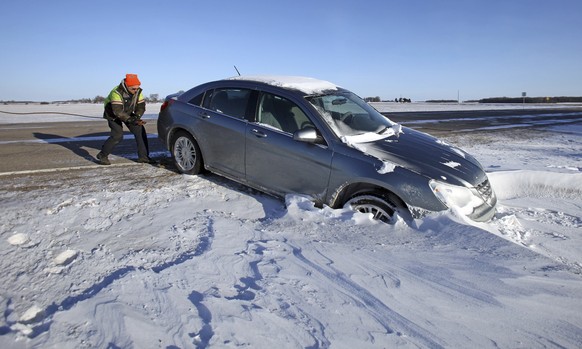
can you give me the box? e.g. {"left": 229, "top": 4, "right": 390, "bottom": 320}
{"left": 160, "top": 99, "right": 174, "bottom": 112}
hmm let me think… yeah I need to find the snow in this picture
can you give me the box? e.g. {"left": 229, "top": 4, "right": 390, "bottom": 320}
{"left": 378, "top": 161, "right": 397, "bottom": 174}
{"left": 6, "top": 233, "right": 29, "bottom": 246}
{"left": 0, "top": 103, "right": 162, "bottom": 124}
{"left": 341, "top": 124, "right": 403, "bottom": 146}
{"left": 1, "top": 104, "right": 582, "bottom": 348}
{"left": 442, "top": 161, "right": 461, "bottom": 169}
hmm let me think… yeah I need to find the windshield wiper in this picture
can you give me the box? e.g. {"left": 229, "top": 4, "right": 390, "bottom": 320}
{"left": 377, "top": 126, "right": 389, "bottom": 134}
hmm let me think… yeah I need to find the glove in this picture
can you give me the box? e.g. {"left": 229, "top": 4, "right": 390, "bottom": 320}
{"left": 135, "top": 119, "right": 147, "bottom": 126}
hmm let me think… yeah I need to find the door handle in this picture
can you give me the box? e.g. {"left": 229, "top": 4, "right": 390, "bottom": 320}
{"left": 198, "top": 111, "right": 210, "bottom": 119}
{"left": 251, "top": 129, "right": 267, "bottom": 138}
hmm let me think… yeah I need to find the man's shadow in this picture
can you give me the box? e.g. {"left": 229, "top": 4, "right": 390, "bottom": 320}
{"left": 33, "top": 131, "right": 134, "bottom": 165}
{"left": 32, "top": 130, "right": 173, "bottom": 168}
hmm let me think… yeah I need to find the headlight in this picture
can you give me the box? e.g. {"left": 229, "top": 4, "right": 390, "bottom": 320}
{"left": 429, "top": 180, "right": 485, "bottom": 215}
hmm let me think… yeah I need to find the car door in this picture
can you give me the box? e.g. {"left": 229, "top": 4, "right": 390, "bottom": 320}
{"left": 245, "top": 92, "right": 333, "bottom": 199}
{"left": 194, "top": 88, "right": 252, "bottom": 179}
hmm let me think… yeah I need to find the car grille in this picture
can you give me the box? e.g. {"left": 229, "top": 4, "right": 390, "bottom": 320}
{"left": 476, "top": 179, "right": 495, "bottom": 205}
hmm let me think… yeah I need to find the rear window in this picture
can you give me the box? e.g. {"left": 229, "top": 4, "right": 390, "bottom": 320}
{"left": 188, "top": 93, "right": 203, "bottom": 106}
{"left": 203, "top": 88, "right": 252, "bottom": 119}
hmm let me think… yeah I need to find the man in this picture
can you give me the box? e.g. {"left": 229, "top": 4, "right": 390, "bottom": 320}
{"left": 96, "top": 73, "right": 153, "bottom": 165}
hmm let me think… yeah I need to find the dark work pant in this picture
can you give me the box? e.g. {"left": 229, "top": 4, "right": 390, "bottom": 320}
{"left": 101, "top": 118, "right": 149, "bottom": 159}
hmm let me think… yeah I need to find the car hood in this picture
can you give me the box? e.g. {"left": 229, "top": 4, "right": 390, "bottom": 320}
{"left": 360, "top": 127, "right": 487, "bottom": 186}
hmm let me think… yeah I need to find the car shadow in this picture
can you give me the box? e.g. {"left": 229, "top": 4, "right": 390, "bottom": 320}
{"left": 199, "top": 172, "right": 289, "bottom": 220}
{"left": 32, "top": 132, "right": 287, "bottom": 219}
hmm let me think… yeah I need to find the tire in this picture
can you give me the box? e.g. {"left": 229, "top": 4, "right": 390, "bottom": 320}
{"left": 171, "top": 131, "right": 203, "bottom": 174}
{"left": 345, "top": 194, "right": 410, "bottom": 224}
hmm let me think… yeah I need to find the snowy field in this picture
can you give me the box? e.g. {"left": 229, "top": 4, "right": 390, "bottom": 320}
{"left": 0, "top": 103, "right": 581, "bottom": 348}
{"left": 0, "top": 101, "right": 580, "bottom": 124}
{"left": 371, "top": 101, "right": 582, "bottom": 113}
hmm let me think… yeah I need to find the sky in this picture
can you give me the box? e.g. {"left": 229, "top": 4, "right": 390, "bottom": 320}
{"left": 1, "top": 0, "right": 581, "bottom": 102}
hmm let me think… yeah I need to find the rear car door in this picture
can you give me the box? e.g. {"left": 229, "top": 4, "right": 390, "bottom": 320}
{"left": 195, "top": 88, "right": 253, "bottom": 179}
{"left": 245, "top": 92, "right": 333, "bottom": 199}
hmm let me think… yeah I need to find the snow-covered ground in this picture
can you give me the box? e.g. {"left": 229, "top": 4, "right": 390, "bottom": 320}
{"left": 0, "top": 104, "right": 581, "bottom": 348}
{"left": 371, "top": 101, "right": 582, "bottom": 113}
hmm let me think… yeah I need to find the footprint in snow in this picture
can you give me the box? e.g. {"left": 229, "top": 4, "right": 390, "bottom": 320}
{"left": 7, "top": 233, "right": 38, "bottom": 248}
{"left": 7, "top": 233, "right": 29, "bottom": 246}
{"left": 53, "top": 249, "right": 78, "bottom": 266}
{"left": 19, "top": 305, "right": 44, "bottom": 324}
{"left": 45, "top": 250, "right": 79, "bottom": 274}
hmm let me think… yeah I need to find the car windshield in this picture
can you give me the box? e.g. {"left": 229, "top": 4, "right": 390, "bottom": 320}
{"left": 306, "top": 92, "right": 401, "bottom": 142}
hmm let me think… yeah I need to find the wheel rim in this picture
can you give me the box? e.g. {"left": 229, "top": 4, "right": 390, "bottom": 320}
{"left": 174, "top": 136, "right": 196, "bottom": 171}
{"left": 346, "top": 194, "right": 397, "bottom": 224}
{"left": 352, "top": 203, "right": 394, "bottom": 223}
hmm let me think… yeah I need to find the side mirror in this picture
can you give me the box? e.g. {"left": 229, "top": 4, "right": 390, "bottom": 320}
{"left": 293, "top": 127, "right": 323, "bottom": 144}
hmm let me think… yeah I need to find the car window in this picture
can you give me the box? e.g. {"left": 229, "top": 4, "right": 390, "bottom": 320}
{"left": 307, "top": 92, "right": 395, "bottom": 137}
{"left": 188, "top": 93, "right": 204, "bottom": 106}
{"left": 257, "top": 93, "right": 314, "bottom": 133}
{"left": 204, "top": 88, "right": 252, "bottom": 119}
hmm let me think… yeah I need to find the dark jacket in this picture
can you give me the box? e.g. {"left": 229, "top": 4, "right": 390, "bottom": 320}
{"left": 103, "top": 81, "right": 146, "bottom": 122}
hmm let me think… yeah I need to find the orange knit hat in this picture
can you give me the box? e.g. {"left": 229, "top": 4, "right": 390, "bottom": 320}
{"left": 125, "top": 74, "right": 141, "bottom": 87}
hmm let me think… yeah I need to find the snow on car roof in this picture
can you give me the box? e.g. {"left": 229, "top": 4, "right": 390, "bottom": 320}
{"left": 228, "top": 75, "right": 339, "bottom": 95}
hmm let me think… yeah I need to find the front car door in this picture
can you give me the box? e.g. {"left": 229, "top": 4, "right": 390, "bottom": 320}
{"left": 245, "top": 92, "right": 333, "bottom": 202}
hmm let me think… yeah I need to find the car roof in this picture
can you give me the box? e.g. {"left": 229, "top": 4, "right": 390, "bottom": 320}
{"left": 226, "top": 75, "right": 340, "bottom": 95}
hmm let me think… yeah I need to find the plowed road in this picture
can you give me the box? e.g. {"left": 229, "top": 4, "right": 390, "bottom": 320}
{"left": 1, "top": 108, "right": 580, "bottom": 174}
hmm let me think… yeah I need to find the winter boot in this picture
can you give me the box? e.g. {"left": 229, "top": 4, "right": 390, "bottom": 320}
{"left": 137, "top": 157, "right": 156, "bottom": 164}
{"left": 96, "top": 152, "right": 111, "bottom": 165}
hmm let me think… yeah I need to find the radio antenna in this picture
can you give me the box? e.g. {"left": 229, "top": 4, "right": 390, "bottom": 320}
{"left": 234, "top": 65, "right": 241, "bottom": 76}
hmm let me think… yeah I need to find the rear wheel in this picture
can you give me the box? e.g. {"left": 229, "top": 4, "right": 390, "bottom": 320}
{"left": 171, "top": 131, "right": 203, "bottom": 174}
{"left": 345, "top": 194, "right": 409, "bottom": 224}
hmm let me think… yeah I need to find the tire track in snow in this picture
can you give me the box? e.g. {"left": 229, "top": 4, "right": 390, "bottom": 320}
{"left": 230, "top": 238, "right": 332, "bottom": 348}
{"left": 152, "top": 217, "right": 215, "bottom": 273}
{"left": 290, "top": 245, "right": 446, "bottom": 349}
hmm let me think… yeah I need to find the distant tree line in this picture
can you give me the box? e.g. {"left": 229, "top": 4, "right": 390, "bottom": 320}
{"left": 365, "top": 96, "right": 412, "bottom": 103}
{"left": 1, "top": 100, "right": 44, "bottom": 105}
{"left": 425, "top": 99, "right": 459, "bottom": 103}
{"left": 364, "top": 96, "right": 582, "bottom": 104}
{"left": 364, "top": 96, "right": 382, "bottom": 102}
{"left": 1, "top": 94, "right": 162, "bottom": 105}
{"left": 478, "top": 96, "right": 582, "bottom": 103}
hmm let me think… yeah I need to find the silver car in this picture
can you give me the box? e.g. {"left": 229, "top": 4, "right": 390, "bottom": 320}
{"left": 157, "top": 76, "right": 496, "bottom": 223}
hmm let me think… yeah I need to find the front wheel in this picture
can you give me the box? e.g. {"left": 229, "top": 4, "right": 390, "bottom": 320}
{"left": 171, "top": 131, "right": 203, "bottom": 174}
{"left": 345, "top": 194, "right": 409, "bottom": 224}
